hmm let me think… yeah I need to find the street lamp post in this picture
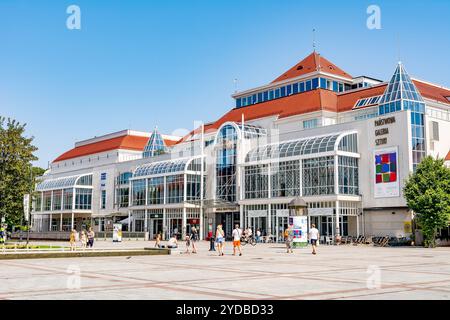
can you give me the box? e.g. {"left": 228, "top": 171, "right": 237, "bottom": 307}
{"left": 26, "top": 164, "right": 33, "bottom": 246}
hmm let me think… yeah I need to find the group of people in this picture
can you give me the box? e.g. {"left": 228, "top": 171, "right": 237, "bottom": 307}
{"left": 214, "top": 224, "right": 244, "bottom": 256}
{"left": 284, "top": 223, "right": 320, "bottom": 255}
{"left": 154, "top": 226, "right": 199, "bottom": 254}
{"left": 69, "top": 228, "right": 95, "bottom": 251}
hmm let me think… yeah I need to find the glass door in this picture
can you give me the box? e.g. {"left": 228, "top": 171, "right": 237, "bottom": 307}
{"left": 276, "top": 217, "right": 289, "bottom": 242}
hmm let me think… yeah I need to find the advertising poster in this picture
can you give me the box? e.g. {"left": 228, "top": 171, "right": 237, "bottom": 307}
{"left": 290, "top": 216, "right": 308, "bottom": 248}
{"left": 374, "top": 146, "right": 400, "bottom": 198}
{"left": 113, "top": 223, "right": 123, "bottom": 242}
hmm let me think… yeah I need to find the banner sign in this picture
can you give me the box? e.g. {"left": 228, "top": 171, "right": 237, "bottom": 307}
{"left": 289, "top": 216, "right": 308, "bottom": 248}
{"left": 113, "top": 224, "right": 122, "bottom": 242}
{"left": 374, "top": 146, "right": 400, "bottom": 198}
{"left": 23, "top": 194, "right": 30, "bottom": 222}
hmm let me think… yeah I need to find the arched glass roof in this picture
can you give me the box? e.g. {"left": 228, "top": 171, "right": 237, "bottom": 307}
{"left": 245, "top": 132, "right": 357, "bottom": 163}
{"left": 36, "top": 174, "right": 91, "bottom": 191}
{"left": 133, "top": 157, "right": 202, "bottom": 178}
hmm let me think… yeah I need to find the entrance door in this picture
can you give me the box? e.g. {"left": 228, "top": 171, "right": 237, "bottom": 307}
{"left": 216, "top": 212, "right": 239, "bottom": 240}
{"left": 249, "top": 217, "right": 267, "bottom": 236}
{"left": 276, "top": 216, "right": 289, "bottom": 242}
{"left": 151, "top": 219, "right": 163, "bottom": 239}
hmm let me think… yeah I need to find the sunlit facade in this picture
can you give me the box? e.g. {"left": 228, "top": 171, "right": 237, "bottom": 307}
{"left": 30, "top": 52, "right": 450, "bottom": 243}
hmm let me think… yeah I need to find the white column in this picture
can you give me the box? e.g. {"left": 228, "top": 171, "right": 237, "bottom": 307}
{"left": 144, "top": 209, "right": 148, "bottom": 233}
{"left": 163, "top": 208, "right": 167, "bottom": 240}
{"left": 49, "top": 213, "right": 52, "bottom": 231}
{"left": 128, "top": 210, "right": 131, "bottom": 233}
{"left": 267, "top": 203, "right": 272, "bottom": 237}
{"left": 71, "top": 212, "right": 74, "bottom": 230}
{"left": 60, "top": 213, "right": 63, "bottom": 231}
{"left": 356, "top": 215, "right": 360, "bottom": 236}
{"left": 182, "top": 207, "right": 187, "bottom": 240}
{"left": 335, "top": 200, "right": 340, "bottom": 237}
{"left": 199, "top": 208, "right": 204, "bottom": 241}
{"left": 239, "top": 205, "right": 244, "bottom": 229}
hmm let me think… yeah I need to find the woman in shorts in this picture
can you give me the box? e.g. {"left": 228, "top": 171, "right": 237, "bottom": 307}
{"left": 215, "top": 224, "right": 225, "bottom": 256}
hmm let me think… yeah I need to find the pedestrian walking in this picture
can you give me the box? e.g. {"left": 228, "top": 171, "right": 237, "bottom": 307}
{"left": 69, "top": 229, "right": 77, "bottom": 251}
{"left": 80, "top": 230, "right": 87, "bottom": 250}
{"left": 232, "top": 224, "right": 242, "bottom": 256}
{"left": 284, "top": 225, "right": 293, "bottom": 253}
{"left": 190, "top": 226, "right": 198, "bottom": 253}
{"left": 87, "top": 227, "right": 95, "bottom": 248}
{"left": 256, "top": 229, "right": 261, "bottom": 243}
{"left": 309, "top": 224, "right": 320, "bottom": 255}
{"left": 215, "top": 224, "right": 225, "bottom": 256}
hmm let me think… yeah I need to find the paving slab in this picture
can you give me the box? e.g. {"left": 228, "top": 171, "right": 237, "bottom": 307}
{"left": 1, "top": 241, "right": 449, "bottom": 300}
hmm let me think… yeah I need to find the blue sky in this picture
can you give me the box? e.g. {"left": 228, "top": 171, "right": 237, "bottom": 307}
{"left": 1, "top": 0, "right": 449, "bottom": 168}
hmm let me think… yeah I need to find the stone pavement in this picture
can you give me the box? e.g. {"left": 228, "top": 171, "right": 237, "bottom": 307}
{"left": 1, "top": 240, "right": 450, "bottom": 300}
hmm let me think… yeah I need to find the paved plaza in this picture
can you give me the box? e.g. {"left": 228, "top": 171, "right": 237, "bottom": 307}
{"left": 1, "top": 240, "right": 450, "bottom": 300}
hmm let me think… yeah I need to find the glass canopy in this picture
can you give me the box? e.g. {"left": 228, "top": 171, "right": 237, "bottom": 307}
{"left": 36, "top": 174, "right": 91, "bottom": 191}
{"left": 245, "top": 132, "right": 357, "bottom": 162}
{"left": 133, "top": 157, "right": 202, "bottom": 178}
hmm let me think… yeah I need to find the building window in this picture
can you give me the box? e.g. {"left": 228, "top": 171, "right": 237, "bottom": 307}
{"left": 338, "top": 157, "right": 359, "bottom": 195}
{"left": 216, "top": 125, "right": 238, "bottom": 203}
{"left": 101, "top": 190, "right": 106, "bottom": 209}
{"left": 132, "top": 179, "right": 146, "bottom": 206}
{"left": 148, "top": 177, "right": 164, "bottom": 205}
{"left": 43, "top": 191, "right": 52, "bottom": 211}
{"left": 167, "top": 174, "right": 184, "bottom": 204}
{"left": 75, "top": 188, "right": 92, "bottom": 210}
{"left": 302, "top": 157, "right": 335, "bottom": 196}
{"left": 63, "top": 189, "right": 73, "bottom": 210}
{"left": 271, "top": 161, "right": 300, "bottom": 197}
{"left": 244, "top": 165, "right": 268, "bottom": 199}
{"left": 117, "top": 187, "right": 129, "bottom": 208}
{"left": 186, "top": 174, "right": 202, "bottom": 201}
{"left": 52, "top": 190, "right": 62, "bottom": 211}
{"left": 303, "top": 118, "right": 319, "bottom": 129}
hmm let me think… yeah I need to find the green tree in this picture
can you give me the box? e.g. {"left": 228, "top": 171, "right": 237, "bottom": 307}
{"left": 404, "top": 156, "right": 450, "bottom": 247}
{"left": 0, "top": 117, "right": 41, "bottom": 227}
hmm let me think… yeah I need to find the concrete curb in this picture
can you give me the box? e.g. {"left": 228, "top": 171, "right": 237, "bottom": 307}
{"left": 0, "top": 247, "right": 171, "bottom": 260}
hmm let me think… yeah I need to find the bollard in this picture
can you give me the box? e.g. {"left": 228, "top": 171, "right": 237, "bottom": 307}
{"left": 209, "top": 236, "right": 216, "bottom": 251}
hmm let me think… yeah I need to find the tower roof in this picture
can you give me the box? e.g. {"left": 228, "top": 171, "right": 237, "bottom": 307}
{"left": 143, "top": 128, "right": 169, "bottom": 158}
{"left": 271, "top": 52, "right": 353, "bottom": 84}
{"left": 379, "top": 62, "right": 424, "bottom": 105}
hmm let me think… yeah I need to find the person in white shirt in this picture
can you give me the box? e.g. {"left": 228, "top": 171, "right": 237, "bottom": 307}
{"left": 232, "top": 224, "right": 243, "bottom": 256}
{"left": 309, "top": 224, "right": 320, "bottom": 255}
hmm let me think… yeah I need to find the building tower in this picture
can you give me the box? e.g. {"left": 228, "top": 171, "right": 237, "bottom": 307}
{"left": 143, "top": 127, "right": 168, "bottom": 158}
{"left": 378, "top": 62, "right": 426, "bottom": 170}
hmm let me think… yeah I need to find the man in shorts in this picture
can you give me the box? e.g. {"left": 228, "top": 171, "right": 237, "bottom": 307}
{"left": 309, "top": 224, "right": 320, "bottom": 255}
{"left": 232, "top": 224, "right": 242, "bottom": 256}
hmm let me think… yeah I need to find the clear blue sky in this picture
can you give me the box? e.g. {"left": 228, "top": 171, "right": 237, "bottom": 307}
{"left": 1, "top": 0, "right": 449, "bottom": 168}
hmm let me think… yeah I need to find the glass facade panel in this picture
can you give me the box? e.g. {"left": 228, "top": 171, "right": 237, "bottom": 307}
{"left": 302, "top": 157, "right": 334, "bottom": 196}
{"left": 75, "top": 188, "right": 92, "bottom": 210}
{"left": 271, "top": 161, "right": 300, "bottom": 197}
{"left": 43, "top": 191, "right": 51, "bottom": 211}
{"left": 147, "top": 177, "right": 164, "bottom": 205}
{"left": 167, "top": 174, "right": 184, "bottom": 204}
{"left": 132, "top": 179, "right": 146, "bottom": 206}
{"left": 216, "top": 125, "right": 238, "bottom": 202}
{"left": 244, "top": 165, "right": 268, "bottom": 199}
{"left": 52, "top": 190, "right": 62, "bottom": 211}
{"left": 63, "top": 189, "right": 73, "bottom": 210}
{"left": 338, "top": 156, "right": 359, "bottom": 195}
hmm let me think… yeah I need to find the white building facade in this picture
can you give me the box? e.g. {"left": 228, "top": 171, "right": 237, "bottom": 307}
{"left": 31, "top": 52, "right": 450, "bottom": 242}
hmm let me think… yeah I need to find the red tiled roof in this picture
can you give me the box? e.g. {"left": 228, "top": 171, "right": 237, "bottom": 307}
{"left": 412, "top": 80, "right": 450, "bottom": 105}
{"left": 272, "top": 52, "right": 352, "bottom": 84}
{"left": 337, "top": 84, "right": 387, "bottom": 112}
{"left": 53, "top": 134, "right": 178, "bottom": 162}
{"left": 445, "top": 150, "right": 450, "bottom": 162}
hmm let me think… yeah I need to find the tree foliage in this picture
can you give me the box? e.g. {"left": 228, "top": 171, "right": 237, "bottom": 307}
{"left": 0, "top": 117, "right": 42, "bottom": 227}
{"left": 404, "top": 156, "right": 450, "bottom": 247}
